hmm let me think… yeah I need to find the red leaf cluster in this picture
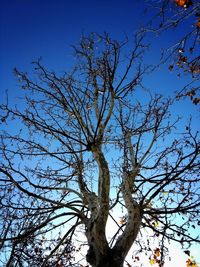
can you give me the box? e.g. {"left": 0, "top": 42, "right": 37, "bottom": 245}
{"left": 175, "top": 0, "right": 193, "bottom": 8}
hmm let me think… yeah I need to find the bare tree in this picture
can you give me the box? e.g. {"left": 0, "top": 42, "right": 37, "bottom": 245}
{"left": 0, "top": 33, "right": 199, "bottom": 267}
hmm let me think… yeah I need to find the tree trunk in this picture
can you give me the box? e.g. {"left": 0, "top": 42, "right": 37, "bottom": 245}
{"left": 86, "top": 246, "right": 124, "bottom": 267}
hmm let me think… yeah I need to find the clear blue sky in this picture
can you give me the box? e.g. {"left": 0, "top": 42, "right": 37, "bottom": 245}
{"left": 0, "top": 1, "right": 199, "bottom": 264}
{"left": 0, "top": 0, "right": 145, "bottom": 94}
{"left": 0, "top": 0, "right": 198, "bottom": 118}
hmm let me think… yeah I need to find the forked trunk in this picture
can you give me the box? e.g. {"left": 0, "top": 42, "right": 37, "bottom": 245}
{"left": 85, "top": 202, "right": 142, "bottom": 267}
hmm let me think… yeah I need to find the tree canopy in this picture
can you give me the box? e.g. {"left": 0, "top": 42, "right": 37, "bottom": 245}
{"left": 0, "top": 1, "right": 200, "bottom": 267}
{"left": 146, "top": 0, "right": 200, "bottom": 103}
{"left": 0, "top": 31, "right": 199, "bottom": 267}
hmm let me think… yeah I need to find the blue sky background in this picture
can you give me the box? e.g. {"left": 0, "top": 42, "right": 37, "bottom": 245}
{"left": 1, "top": 0, "right": 198, "bottom": 116}
{"left": 1, "top": 0, "right": 144, "bottom": 94}
{"left": 0, "top": 0, "right": 199, "bottom": 265}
